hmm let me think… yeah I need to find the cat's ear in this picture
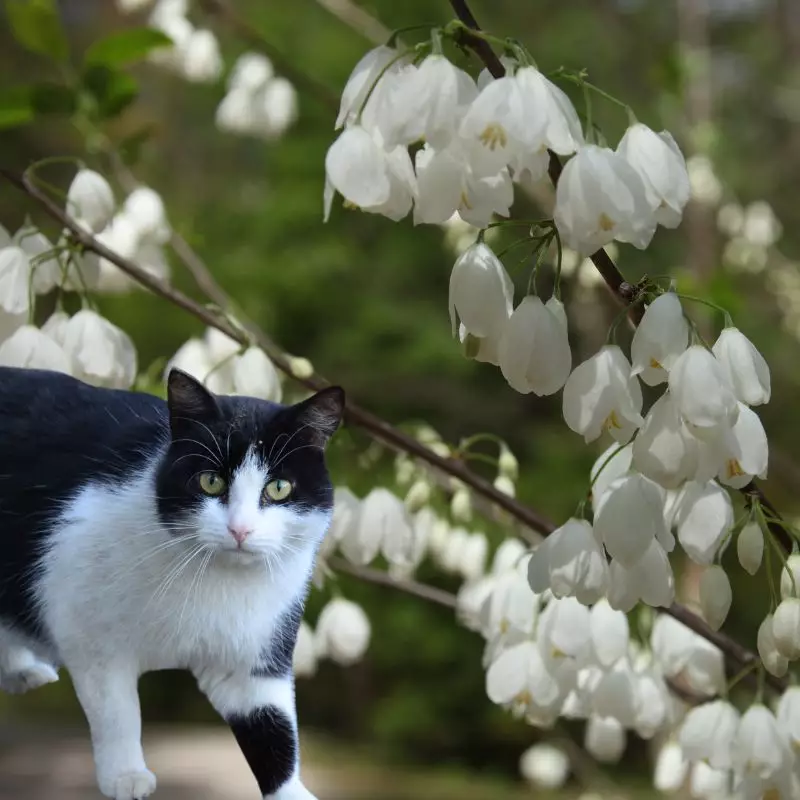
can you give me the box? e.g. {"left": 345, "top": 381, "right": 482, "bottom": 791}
{"left": 293, "top": 386, "right": 345, "bottom": 447}
{"left": 166, "top": 369, "right": 220, "bottom": 429}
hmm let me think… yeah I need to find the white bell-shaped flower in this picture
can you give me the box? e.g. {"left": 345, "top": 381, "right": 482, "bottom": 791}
{"left": 654, "top": 741, "right": 688, "bottom": 793}
{"left": 589, "top": 599, "right": 629, "bottom": 667}
{"left": 123, "top": 186, "right": 170, "bottom": 243}
{"left": 678, "top": 699, "right": 740, "bottom": 770}
{"left": 484, "top": 560, "right": 539, "bottom": 641}
{"left": 379, "top": 54, "right": 477, "bottom": 149}
{"left": 314, "top": 598, "right": 371, "bottom": 665}
{"left": 674, "top": 481, "right": 733, "bottom": 565}
{"left": 737, "top": 520, "right": 763, "bottom": 576}
{"left": 228, "top": 52, "right": 273, "bottom": 92}
{"left": 776, "top": 686, "right": 800, "bottom": 749}
{"left": 528, "top": 518, "right": 608, "bottom": 604}
{"left": 594, "top": 473, "right": 669, "bottom": 567}
{"left": 486, "top": 640, "right": 561, "bottom": 712}
{"left": 780, "top": 554, "right": 800, "bottom": 599}
{"left": 491, "top": 537, "right": 526, "bottom": 575}
{"left": 0, "top": 246, "right": 31, "bottom": 316}
{"left": 591, "top": 660, "right": 638, "bottom": 726}
{"left": 584, "top": 715, "right": 626, "bottom": 763}
{"left": 167, "top": 337, "right": 224, "bottom": 391}
{"left": 256, "top": 77, "right": 299, "bottom": 138}
{"left": 590, "top": 442, "right": 632, "bottom": 510}
{"left": 651, "top": 615, "right": 725, "bottom": 697}
{"left": 758, "top": 613, "right": 789, "bottom": 678}
{"left": 231, "top": 346, "right": 282, "bottom": 402}
{"left": 715, "top": 403, "right": 768, "bottom": 489}
{"left": 324, "top": 126, "right": 416, "bottom": 222}
{"left": 181, "top": 29, "right": 223, "bottom": 83}
{"left": 458, "top": 75, "right": 534, "bottom": 175}
{"left": 458, "top": 532, "right": 488, "bottom": 582}
{"left": 633, "top": 670, "right": 670, "bottom": 739}
{"left": 668, "top": 346, "right": 739, "bottom": 438}
{"left": 293, "top": 620, "right": 317, "bottom": 678}
{"left": 61, "top": 310, "right": 137, "bottom": 389}
{"left": 711, "top": 327, "right": 770, "bottom": 406}
{"left": 632, "top": 392, "right": 698, "bottom": 489}
{"left": 335, "top": 45, "right": 403, "bottom": 130}
{"left": 66, "top": 169, "right": 115, "bottom": 232}
{"left": 562, "top": 345, "right": 643, "bottom": 444}
{"left": 0, "top": 325, "right": 72, "bottom": 373}
{"left": 553, "top": 145, "right": 656, "bottom": 256}
{"left": 732, "top": 704, "right": 792, "bottom": 785}
{"left": 699, "top": 566, "right": 732, "bottom": 630}
{"left": 41, "top": 310, "right": 70, "bottom": 344}
{"left": 339, "top": 487, "right": 403, "bottom": 566}
{"left": 413, "top": 141, "right": 513, "bottom": 228}
{"left": 319, "top": 486, "right": 359, "bottom": 564}
{"left": 539, "top": 596, "right": 592, "bottom": 668}
{"left": 148, "top": 12, "right": 193, "bottom": 72}
{"left": 616, "top": 124, "right": 690, "bottom": 228}
{"left": 514, "top": 66, "right": 583, "bottom": 156}
{"left": 498, "top": 295, "right": 572, "bottom": 396}
{"left": 689, "top": 763, "right": 729, "bottom": 799}
{"left": 607, "top": 539, "right": 675, "bottom": 610}
{"left": 449, "top": 242, "right": 513, "bottom": 349}
{"left": 216, "top": 87, "right": 257, "bottom": 135}
{"left": 518, "top": 743, "right": 569, "bottom": 789}
{"left": 630, "top": 293, "right": 689, "bottom": 385}
{"left": 771, "top": 598, "right": 800, "bottom": 660}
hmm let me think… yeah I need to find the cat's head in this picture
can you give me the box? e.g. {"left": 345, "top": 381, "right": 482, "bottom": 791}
{"left": 156, "top": 368, "right": 345, "bottom": 568}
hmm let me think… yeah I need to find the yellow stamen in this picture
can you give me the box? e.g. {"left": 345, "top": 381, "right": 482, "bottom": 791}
{"left": 343, "top": 200, "right": 359, "bottom": 211}
{"left": 649, "top": 357, "right": 663, "bottom": 369}
{"left": 478, "top": 123, "right": 508, "bottom": 151}
{"left": 727, "top": 459, "right": 745, "bottom": 479}
{"left": 459, "top": 191, "right": 473, "bottom": 211}
{"left": 598, "top": 213, "right": 615, "bottom": 231}
{"left": 604, "top": 410, "right": 622, "bottom": 431}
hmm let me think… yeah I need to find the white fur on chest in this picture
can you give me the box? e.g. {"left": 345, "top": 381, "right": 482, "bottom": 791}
{"left": 36, "top": 461, "right": 317, "bottom": 675}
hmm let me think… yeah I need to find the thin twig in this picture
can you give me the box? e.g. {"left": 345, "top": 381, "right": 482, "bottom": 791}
{"left": 312, "top": 0, "right": 392, "bottom": 44}
{"left": 330, "top": 557, "right": 457, "bottom": 609}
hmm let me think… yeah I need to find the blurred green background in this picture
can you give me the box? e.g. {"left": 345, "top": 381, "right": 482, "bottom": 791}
{"left": 1, "top": 0, "right": 800, "bottom": 797}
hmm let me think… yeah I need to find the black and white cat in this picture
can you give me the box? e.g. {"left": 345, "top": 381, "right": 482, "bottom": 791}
{"left": 0, "top": 365, "right": 344, "bottom": 800}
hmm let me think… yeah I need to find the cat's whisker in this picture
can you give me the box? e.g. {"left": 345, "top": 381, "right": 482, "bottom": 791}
{"left": 269, "top": 424, "right": 314, "bottom": 469}
{"left": 169, "top": 436, "right": 222, "bottom": 468}
{"left": 271, "top": 443, "right": 324, "bottom": 472}
{"left": 170, "top": 418, "right": 224, "bottom": 462}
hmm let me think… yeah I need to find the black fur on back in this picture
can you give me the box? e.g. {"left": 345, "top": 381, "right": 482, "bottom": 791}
{"left": 0, "top": 367, "right": 344, "bottom": 643}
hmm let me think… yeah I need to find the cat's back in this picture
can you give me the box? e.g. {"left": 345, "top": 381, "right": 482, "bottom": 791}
{"left": 0, "top": 367, "right": 168, "bottom": 637}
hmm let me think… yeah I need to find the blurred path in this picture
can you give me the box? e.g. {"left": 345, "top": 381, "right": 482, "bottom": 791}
{"left": 0, "top": 726, "right": 338, "bottom": 800}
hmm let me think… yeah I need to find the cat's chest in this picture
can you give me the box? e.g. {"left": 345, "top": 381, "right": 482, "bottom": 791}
{"left": 138, "top": 572, "right": 287, "bottom": 673}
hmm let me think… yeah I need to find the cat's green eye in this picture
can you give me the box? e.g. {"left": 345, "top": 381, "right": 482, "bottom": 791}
{"left": 199, "top": 471, "right": 227, "bottom": 496}
{"left": 264, "top": 479, "right": 293, "bottom": 502}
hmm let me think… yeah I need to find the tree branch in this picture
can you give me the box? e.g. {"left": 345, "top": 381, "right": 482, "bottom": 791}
{"left": 329, "top": 557, "right": 457, "bottom": 609}
{"left": 1, "top": 166, "right": 782, "bottom": 693}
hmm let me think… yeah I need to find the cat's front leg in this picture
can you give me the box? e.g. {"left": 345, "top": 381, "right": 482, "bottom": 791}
{"left": 196, "top": 667, "right": 317, "bottom": 800}
{"left": 68, "top": 662, "right": 155, "bottom": 800}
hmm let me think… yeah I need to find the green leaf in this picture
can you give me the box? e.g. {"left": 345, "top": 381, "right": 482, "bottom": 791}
{"left": 6, "top": 0, "right": 69, "bottom": 62}
{"left": 81, "top": 64, "right": 139, "bottom": 120}
{"left": 0, "top": 87, "right": 33, "bottom": 129}
{"left": 84, "top": 27, "right": 173, "bottom": 68}
{"left": 30, "top": 82, "right": 76, "bottom": 115}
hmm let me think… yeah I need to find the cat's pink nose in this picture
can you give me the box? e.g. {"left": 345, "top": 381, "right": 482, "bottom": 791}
{"left": 228, "top": 524, "right": 252, "bottom": 546}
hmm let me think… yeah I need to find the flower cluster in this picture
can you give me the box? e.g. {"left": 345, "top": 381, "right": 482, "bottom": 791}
{"left": 168, "top": 326, "right": 283, "bottom": 402}
{"left": 216, "top": 53, "right": 299, "bottom": 140}
{"left": 146, "top": 0, "right": 223, "bottom": 83}
{"left": 324, "top": 43, "right": 690, "bottom": 255}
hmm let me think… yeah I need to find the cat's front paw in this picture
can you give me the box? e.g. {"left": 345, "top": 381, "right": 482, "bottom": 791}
{"left": 266, "top": 780, "right": 318, "bottom": 800}
{"left": 0, "top": 661, "right": 59, "bottom": 694}
{"left": 100, "top": 769, "right": 157, "bottom": 800}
